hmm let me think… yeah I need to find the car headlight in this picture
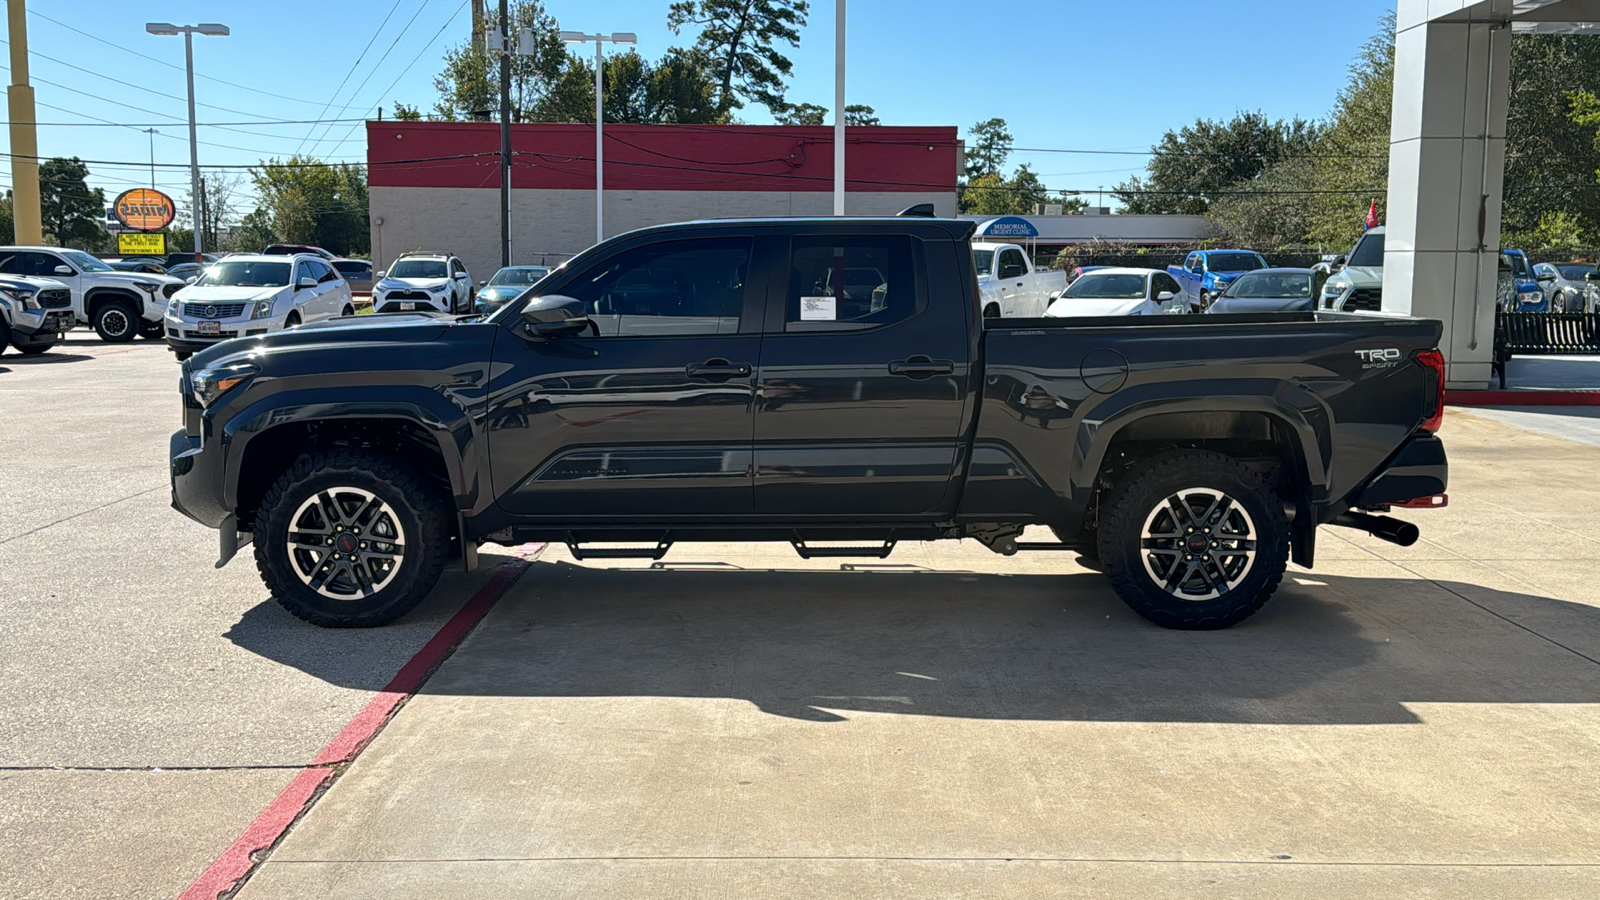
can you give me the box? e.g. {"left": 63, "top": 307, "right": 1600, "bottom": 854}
{"left": 1517, "top": 290, "right": 1541, "bottom": 306}
{"left": 249, "top": 298, "right": 276, "bottom": 319}
{"left": 166, "top": 297, "right": 179, "bottom": 316}
{"left": 133, "top": 280, "right": 161, "bottom": 294}
{"left": 190, "top": 362, "right": 258, "bottom": 407}
{"left": 1323, "top": 283, "right": 1345, "bottom": 297}
{"left": 2, "top": 287, "right": 39, "bottom": 309}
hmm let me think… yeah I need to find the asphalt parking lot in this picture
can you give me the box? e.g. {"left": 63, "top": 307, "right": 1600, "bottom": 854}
{"left": 4, "top": 333, "right": 1600, "bottom": 899}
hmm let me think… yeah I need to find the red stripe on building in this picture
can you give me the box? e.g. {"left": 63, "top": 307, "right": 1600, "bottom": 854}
{"left": 368, "top": 121, "right": 959, "bottom": 193}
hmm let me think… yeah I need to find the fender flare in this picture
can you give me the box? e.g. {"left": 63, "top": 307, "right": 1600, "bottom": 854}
{"left": 218, "top": 385, "right": 481, "bottom": 513}
{"left": 84, "top": 286, "right": 148, "bottom": 318}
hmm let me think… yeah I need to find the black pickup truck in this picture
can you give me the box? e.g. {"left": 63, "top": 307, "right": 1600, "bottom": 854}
{"left": 170, "top": 216, "right": 1448, "bottom": 630}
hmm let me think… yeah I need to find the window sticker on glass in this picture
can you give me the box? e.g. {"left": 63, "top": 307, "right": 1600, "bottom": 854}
{"left": 800, "top": 295, "right": 837, "bottom": 320}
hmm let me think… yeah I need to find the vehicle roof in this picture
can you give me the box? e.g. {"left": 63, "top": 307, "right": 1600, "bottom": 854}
{"left": 1198, "top": 248, "right": 1264, "bottom": 255}
{"left": 1232, "top": 267, "right": 1315, "bottom": 276}
{"left": 605, "top": 216, "right": 979, "bottom": 242}
{"left": 330, "top": 257, "right": 372, "bottom": 264}
{"left": 1076, "top": 267, "right": 1162, "bottom": 276}
{"left": 206, "top": 253, "right": 313, "bottom": 262}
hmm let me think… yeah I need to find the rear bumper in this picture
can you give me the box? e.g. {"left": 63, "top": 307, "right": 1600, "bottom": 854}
{"left": 1357, "top": 433, "right": 1449, "bottom": 507}
{"left": 170, "top": 428, "right": 229, "bottom": 529}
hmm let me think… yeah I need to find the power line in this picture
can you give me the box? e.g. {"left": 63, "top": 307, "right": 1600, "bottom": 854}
{"left": 322, "top": 0, "right": 470, "bottom": 154}
{"left": 302, "top": 0, "right": 441, "bottom": 156}
{"left": 294, "top": 0, "right": 410, "bottom": 156}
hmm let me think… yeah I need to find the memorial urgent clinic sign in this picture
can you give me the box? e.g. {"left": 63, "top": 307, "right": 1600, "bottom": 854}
{"left": 112, "top": 188, "right": 175, "bottom": 256}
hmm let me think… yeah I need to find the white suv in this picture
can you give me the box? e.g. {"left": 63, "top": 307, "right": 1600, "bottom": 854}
{"left": 371, "top": 252, "right": 471, "bottom": 314}
{"left": 164, "top": 254, "right": 354, "bottom": 360}
{"left": 0, "top": 246, "right": 185, "bottom": 342}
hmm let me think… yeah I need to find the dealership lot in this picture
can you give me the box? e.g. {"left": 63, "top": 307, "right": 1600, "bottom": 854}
{"left": 3, "top": 335, "right": 1600, "bottom": 898}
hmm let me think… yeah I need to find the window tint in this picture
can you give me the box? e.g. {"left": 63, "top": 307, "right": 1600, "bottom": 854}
{"left": 0, "top": 252, "right": 58, "bottom": 276}
{"left": 562, "top": 237, "right": 750, "bottom": 337}
{"left": 316, "top": 261, "right": 340, "bottom": 283}
{"left": 1153, "top": 273, "right": 1182, "bottom": 296}
{"left": 998, "top": 248, "right": 1026, "bottom": 275}
{"left": 785, "top": 235, "right": 918, "bottom": 332}
{"left": 1347, "top": 232, "right": 1384, "bottom": 267}
{"left": 1207, "top": 252, "right": 1266, "bottom": 271}
{"left": 972, "top": 249, "right": 994, "bottom": 276}
{"left": 333, "top": 260, "right": 370, "bottom": 277}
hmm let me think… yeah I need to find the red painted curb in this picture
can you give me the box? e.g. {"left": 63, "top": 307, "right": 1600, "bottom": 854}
{"left": 178, "top": 547, "right": 542, "bottom": 900}
{"left": 1448, "top": 390, "right": 1600, "bottom": 406}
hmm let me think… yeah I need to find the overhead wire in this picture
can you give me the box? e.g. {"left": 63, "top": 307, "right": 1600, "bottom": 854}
{"left": 301, "top": 0, "right": 442, "bottom": 156}
{"left": 294, "top": 0, "right": 410, "bottom": 155}
{"left": 321, "top": 0, "right": 470, "bottom": 154}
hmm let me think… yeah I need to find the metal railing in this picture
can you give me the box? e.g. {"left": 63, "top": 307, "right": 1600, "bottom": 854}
{"left": 1497, "top": 312, "right": 1600, "bottom": 355}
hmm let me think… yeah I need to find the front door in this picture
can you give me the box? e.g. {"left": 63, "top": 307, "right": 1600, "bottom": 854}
{"left": 753, "top": 231, "right": 974, "bottom": 518}
{"left": 486, "top": 234, "right": 766, "bottom": 519}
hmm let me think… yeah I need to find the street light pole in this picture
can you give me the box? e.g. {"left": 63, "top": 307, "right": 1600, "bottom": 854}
{"left": 559, "top": 30, "right": 636, "bottom": 245}
{"left": 833, "top": 0, "right": 845, "bottom": 216}
{"left": 146, "top": 22, "right": 228, "bottom": 263}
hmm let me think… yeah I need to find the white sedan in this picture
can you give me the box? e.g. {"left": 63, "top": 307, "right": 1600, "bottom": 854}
{"left": 1044, "top": 268, "right": 1191, "bottom": 317}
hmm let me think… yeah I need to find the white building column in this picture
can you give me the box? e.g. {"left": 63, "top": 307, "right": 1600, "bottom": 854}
{"left": 1383, "top": 0, "right": 1510, "bottom": 389}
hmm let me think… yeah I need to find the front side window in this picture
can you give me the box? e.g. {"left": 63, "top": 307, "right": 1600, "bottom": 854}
{"left": 785, "top": 235, "right": 917, "bottom": 332}
{"left": 315, "top": 261, "right": 340, "bottom": 283}
{"left": 1187, "top": 254, "right": 1202, "bottom": 272}
{"left": 1153, "top": 273, "right": 1182, "bottom": 296}
{"left": 563, "top": 237, "right": 750, "bottom": 337}
{"left": 1347, "top": 232, "right": 1385, "bottom": 267}
{"left": 333, "top": 261, "right": 371, "bottom": 278}
{"left": 1061, "top": 272, "right": 1148, "bottom": 300}
{"left": 0, "top": 252, "right": 58, "bottom": 276}
{"left": 197, "top": 261, "right": 291, "bottom": 287}
{"left": 998, "top": 248, "right": 1026, "bottom": 276}
{"left": 389, "top": 259, "right": 448, "bottom": 279}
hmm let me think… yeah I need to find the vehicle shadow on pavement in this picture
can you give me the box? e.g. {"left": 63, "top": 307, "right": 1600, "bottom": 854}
{"left": 225, "top": 560, "right": 1600, "bottom": 727}
{"left": 0, "top": 352, "right": 96, "bottom": 365}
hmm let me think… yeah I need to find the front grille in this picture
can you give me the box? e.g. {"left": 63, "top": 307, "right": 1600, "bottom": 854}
{"left": 37, "top": 289, "right": 70, "bottom": 309}
{"left": 162, "top": 284, "right": 182, "bottom": 299}
{"left": 182, "top": 301, "right": 247, "bottom": 319}
{"left": 385, "top": 290, "right": 432, "bottom": 301}
{"left": 1345, "top": 288, "right": 1382, "bottom": 311}
{"left": 182, "top": 329, "right": 237, "bottom": 340}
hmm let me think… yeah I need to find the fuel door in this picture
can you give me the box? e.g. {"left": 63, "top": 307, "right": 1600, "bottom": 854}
{"left": 1080, "top": 347, "right": 1129, "bottom": 394}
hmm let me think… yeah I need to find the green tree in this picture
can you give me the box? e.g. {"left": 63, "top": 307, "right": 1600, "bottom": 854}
{"left": 844, "top": 104, "right": 879, "bottom": 126}
{"left": 534, "top": 48, "right": 729, "bottom": 124}
{"left": 958, "top": 165, "right": 1058, "bottom": 216}
{"left": 0, "top": 190, "right": 13, "bottom": 245}
{"left": 645, "top": 47, "right": 726, "bottom": 123}
{"left": 39, "top": 157, "right": 105, "bottom": 249}
{"left": 964, "top": 117, "right": 1012, "bottom": 180}
{"left": 1112, "top": 112, "right": 1320, "bottom": 215}
{"left": 774, "top": 101, "right": 828, "bottom": 125}
{"left": 393, "top": 102, "right": 424, "bottom": 121}
{"left": 250, "top": 157, "right": 369, "bottom": 256}
{"left": 1523, "top": 38, "right": 1600, "bottom": 245}
{"left": 234, "top": 207, "right": 276, "bottom": 253}
{"left": 667, "top": 0, "right": 809, "bottom": 115}
{"left": 432, "top": 0, "right": 567, "bottom": 121}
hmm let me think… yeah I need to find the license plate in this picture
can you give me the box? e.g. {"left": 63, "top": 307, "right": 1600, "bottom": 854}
{"left": 198, "top": 321, "right": 221, "bottom": 335}
{"left": 399, "top": 302, "right": 416, "bottom": 311}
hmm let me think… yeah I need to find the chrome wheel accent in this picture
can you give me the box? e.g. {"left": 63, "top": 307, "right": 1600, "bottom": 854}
{"left": 101, "top": 308, "right": 131, "bottom": 337}
{"left": 1138, "top": 487, "right": 1257, "bottom": 602}
{"left": 286, "top": 487, "right": 406, "bottom": 600}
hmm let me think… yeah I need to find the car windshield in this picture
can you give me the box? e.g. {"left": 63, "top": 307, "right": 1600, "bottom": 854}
{"left": 1558, "top": 264, "right": 1595, "bottom": 280}
{"left": 1207, "top": 252, "right": 1266, "bottom": 272}
{"left": 1063, "top": 272, "right": 1147, "bottom": 300}
{"left": 972, "top": 249, "right": 995, "bottom": 276}
{"left": 489, "top": 267, "right": 549, "bottom": 286}
{"left": 1223, "top": 272, "right": 1313, "bottom": 299}
{"left": 195, "top": 261, "right": 291, "bottom": 287}
{"left": 61, "top": 249, "right": 113, "bottom": 273}
{"left": 1347, "top": 232, "right": 1385, "bottom": 267}
{"left": 389, "top": 259, "right": 447, "bottom": 279}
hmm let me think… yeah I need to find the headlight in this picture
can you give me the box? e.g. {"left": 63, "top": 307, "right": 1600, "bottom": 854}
{"left": 249, "top": 298, "right": 276, "bottom": 320}
{"left": 1517, "top": 290, "right": 1541, "bottom": 306}
{"left": 166, "top": 297, "right": 179, "bottom": 316}
{"left": 190, "top": 363, "right": 258, "bottom": 407}
{"left": 2, "top": 287, "right": 39, "bottom": 309}
{"left": 1323, "top": 283, "right": 1345, "bottom": 297}
{"left": 133, "top": 281, "right": 161, "bottom": 294}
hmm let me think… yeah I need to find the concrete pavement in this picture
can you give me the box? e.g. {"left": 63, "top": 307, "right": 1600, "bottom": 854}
{"left": 230, "top": 410, "right": 1600, "bottom": 898}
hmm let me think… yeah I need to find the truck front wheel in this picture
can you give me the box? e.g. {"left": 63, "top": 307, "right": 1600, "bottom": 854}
{"left": 1097, "top": 451, "right": 1288, "bottom": 630}
{"left": 93, "top": 302, "right": 140, "bottom": 343}
{"left": 253, "top": 450, "right": 450, "bottom": 627}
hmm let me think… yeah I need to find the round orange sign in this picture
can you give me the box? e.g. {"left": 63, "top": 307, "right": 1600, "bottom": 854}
{"left": 113, "top": 188, "right": 176, "bottom": 231}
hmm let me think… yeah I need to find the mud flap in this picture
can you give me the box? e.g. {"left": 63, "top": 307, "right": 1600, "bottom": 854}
{"left": 215, "top": 514, "right": 253, "bottom": 569}
{"left": 459, "top": 511, "right": 478, "bottom": 573}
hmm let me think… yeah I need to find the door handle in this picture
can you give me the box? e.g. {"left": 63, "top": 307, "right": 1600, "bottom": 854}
{"left": 686, "top": 359, "right": 752, "bottom": 379}
{"left": 888, "top": 355, "right": 955, "bottom": 378}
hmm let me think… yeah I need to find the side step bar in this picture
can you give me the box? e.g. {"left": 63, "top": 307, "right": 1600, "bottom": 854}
{"left": 791, "top": 539, "right": 897, "bottom": 559}
{"left": 565, "top": 540, "right": 673, "bottom": 560}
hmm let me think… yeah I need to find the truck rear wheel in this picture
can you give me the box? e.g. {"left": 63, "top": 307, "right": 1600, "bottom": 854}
{"left": 1097, "top": 451, "right": 1288, "bottom": 630}
{"left": 253, "top": 450, "right": 450, "bottom": 627}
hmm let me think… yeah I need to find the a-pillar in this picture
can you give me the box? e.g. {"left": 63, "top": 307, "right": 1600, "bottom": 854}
{"left": 1383, "top": 0, "right": 1510, "bottom": 389}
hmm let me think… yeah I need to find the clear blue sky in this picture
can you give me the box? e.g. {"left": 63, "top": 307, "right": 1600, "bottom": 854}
{"left": 8, "top": 0, "right": 1395, "bottom": 215}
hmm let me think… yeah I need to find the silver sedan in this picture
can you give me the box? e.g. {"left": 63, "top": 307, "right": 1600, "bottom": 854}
{"left": 1533, "top": 262, "right": 1595, "bottom": 313}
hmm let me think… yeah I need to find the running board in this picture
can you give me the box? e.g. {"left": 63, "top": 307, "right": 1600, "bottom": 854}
{"left": 791, "top": 539, "right": 897, "bottom": 559}
{"left": 565, "top": 541, "right": 673, "bottom": 560}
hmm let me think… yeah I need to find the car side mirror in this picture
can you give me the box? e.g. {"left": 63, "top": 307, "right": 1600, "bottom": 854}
{"left": 1537, "top": 274, "right": 1556, "bottom": 283}
{"left": 297, "top": 276, "right": 317, "bottom": 289}
{"left": 520, "top": 295, "right": 594, "bottom": 339}
{"left": 1331, "top": 255, "right": 1348, "bottom": 269}
{"left": 477, "top": 280, "right": 487, "bottom": 287}
{"left": 53, "top": 265, "right": 73, "bottom": 275}
{"left": 1156, "top": 291, "right": 1176, "bottom": 301}
{"left": 374, "top": 270, "right": 385, "bottom": 279}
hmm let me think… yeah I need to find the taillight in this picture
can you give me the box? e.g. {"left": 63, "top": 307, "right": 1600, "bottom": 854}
{"left": 1416, "top": 349, "right": 1445, "bottom": 431}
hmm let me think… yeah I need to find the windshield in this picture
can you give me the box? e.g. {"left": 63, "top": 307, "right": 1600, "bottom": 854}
{"left": 972, "top": 249, "right": 995, "bottom": 276}
{"left": 1063, "top": 272, "right": 1147, "bottom": 300}
{"left": 1207, "top": 252, "right": 1266, "bottom": 272}
{"left": 1347, "top": 232, "right": 1385, "bottom": 267}
{"left": 389, "top": 259, "right": 447, "bottom": 279}
{"left": 489, "top": 267, "right": 549, "bottom": 286}
{"left": 62, "top": 249, "right": 112, "bottom": 273}
{"left": 1223, "top": 272, "right": 1314, "bottom": 299}
{"left": 195, "top": 261, "right": 291, "bottom": 287}
{"left": 1558, "top": 264, "right": 1595, "bottom": 280}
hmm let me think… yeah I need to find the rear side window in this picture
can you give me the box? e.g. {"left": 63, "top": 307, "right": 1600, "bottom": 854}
{"left": 562, "top": 237, "right": 750, "bottom": 337}
{"left": 785, "top": 235, "right": 919, "bottom": 332}
{"left": 997, "top": 248, "right": 1026, "bottom": 276}
{"left": 334, "top": 261, "right": 370, "bottom": 277}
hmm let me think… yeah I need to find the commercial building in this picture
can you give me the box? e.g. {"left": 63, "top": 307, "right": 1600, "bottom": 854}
{"left": 367, "top": 121, "right": 959, "bottom": 280}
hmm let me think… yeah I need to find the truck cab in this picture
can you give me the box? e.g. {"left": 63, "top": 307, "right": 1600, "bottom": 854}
{"left": 972, "top": 242, "right": 1066, "bottom": 318}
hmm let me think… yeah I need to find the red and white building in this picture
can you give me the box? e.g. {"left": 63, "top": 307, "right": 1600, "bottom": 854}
{"left": 366, "top": 121, "right": 960, "bottom": 280}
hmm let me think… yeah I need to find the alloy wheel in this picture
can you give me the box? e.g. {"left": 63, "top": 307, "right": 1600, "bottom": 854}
{"left": 1138, "top": 487, "right": 1257, "bottom": 601}
{"left": 286, "top": 487, "right": 406, "bottom": 600}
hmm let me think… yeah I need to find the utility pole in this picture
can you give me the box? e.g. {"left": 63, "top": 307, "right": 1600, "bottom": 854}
{"left": 7, "top": 0, "right": 41, "bottom": 244}
{"left": 144, "top": 128, "right": 158, "bottom": 187}
{"left": 499, "top": 0, "right": 511, "bottom": 268}
{"left": 833, "top": 0, "right": 845, "bottom": 216}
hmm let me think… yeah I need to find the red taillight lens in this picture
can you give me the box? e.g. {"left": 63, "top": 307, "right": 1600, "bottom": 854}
{"left": 1416, "top": 349, "right": 1446, "bottom": 431}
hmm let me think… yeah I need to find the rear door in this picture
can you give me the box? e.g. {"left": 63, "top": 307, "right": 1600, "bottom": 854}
{"left": 751, "top": 228, "right": 975, "bottom": 517}
{"left": 485, "top": 231, "right": 767, "bottom": 518}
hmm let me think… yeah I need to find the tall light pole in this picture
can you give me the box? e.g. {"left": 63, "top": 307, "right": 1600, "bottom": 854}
{"left": 145, "top": 22, "right": 228, "bottom": 263}
{"left": 560, "top": 30, "right": 636, "bottom": 245}
{"left": 833, "top": 0, "right": 845, "bottom": 216}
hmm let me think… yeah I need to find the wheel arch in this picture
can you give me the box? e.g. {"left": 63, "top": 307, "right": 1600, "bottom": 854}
{"left": 85, "top": 286, "right": 144, "bottom": 317}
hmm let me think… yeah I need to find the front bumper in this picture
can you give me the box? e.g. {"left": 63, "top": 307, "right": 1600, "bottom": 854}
{"left": 374, "top": 298, "right": 447, "bottom": 314}
{"left": 10, "top": 310, "right": 75, "bottom": 346}
{"left": 164, "top": 316, "right": 272, "bottom": 352}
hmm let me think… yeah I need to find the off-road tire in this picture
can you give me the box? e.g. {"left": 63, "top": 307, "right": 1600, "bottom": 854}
{"left": 982, "top": 303, "right": 1000, "bottom": 319}
{"left": 16, "top": 342, "right": 49, "bottom": 355}
{"left": 1098, "top": 450, "right": 1288, "bottom": 630}
{"left": 140, "top": 320, "right": 165, "bottom": 339}
{"left": 173, "top": 350, "right": 192, "bottom": 362}
{"left": 93, "top": 302, "right": 140, "bottom": 343}
{"left": 254, "top": 450, "right": 450, "bottom": 627}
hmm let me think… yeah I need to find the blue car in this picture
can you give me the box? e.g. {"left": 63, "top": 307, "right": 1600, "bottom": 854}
{"left": 1499, "top": 249, "right": 1546, "bottom": 312}
{"left": 475, "top": 265, "right": 551, "bottom": 314}
{"left": 1168, "top": 249, "right": 1269, "bottom": 309}
{"left": 1206, "top": 268, "right": 1322, "bottom": 314}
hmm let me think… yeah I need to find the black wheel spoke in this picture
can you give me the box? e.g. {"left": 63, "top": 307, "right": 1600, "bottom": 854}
{"left": 287, "top": 486, "right": 408, "bottom": 601}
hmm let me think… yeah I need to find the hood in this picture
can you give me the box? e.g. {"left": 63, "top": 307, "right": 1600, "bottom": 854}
{"left": 1331, "top": 265, "right": 1382, "bottom": 287}
{"left": 174, "top": 284, "right": 285, "bottom": 303}
{"left": 0, "top": 274, "right": 68, "bottom": 291}
{"left": 1045, "top": 296, "right": 1153, "bottom": 317}
{"left": 383, "top": 277, "right": 449, "bottom": 290}
{"left": 187, "top": 312, "right": 455, "bottom": 369}
{"left": 1207, "top": 296, "right": 1316, "bottom": 314}
{"left": 98, "top": 270, "right": 184, "bottom": 286}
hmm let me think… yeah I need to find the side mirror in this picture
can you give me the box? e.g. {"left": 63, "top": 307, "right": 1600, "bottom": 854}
{"left": 520, "top": 295, "right": 593, "bottom": 339}
{"left": 374, "top": 270, "right": 385, "bottom": 279}
{"left": 297, "top": 276, "right": 317, "bottom": 289}
{"left": 477, "top": 280, "right": 487, "bottom": 287}
{"left": 1537, "top": 274, "right": 1557, "bottom": 283}
{"left": 1331, "top": 255, "right": 1348, "bottom": 269}
{"left": 1156, "top": 291, "right": 1176, "bottom": 301}
{"left": 53, "top": 265, "right": 73, "bottom": 275}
